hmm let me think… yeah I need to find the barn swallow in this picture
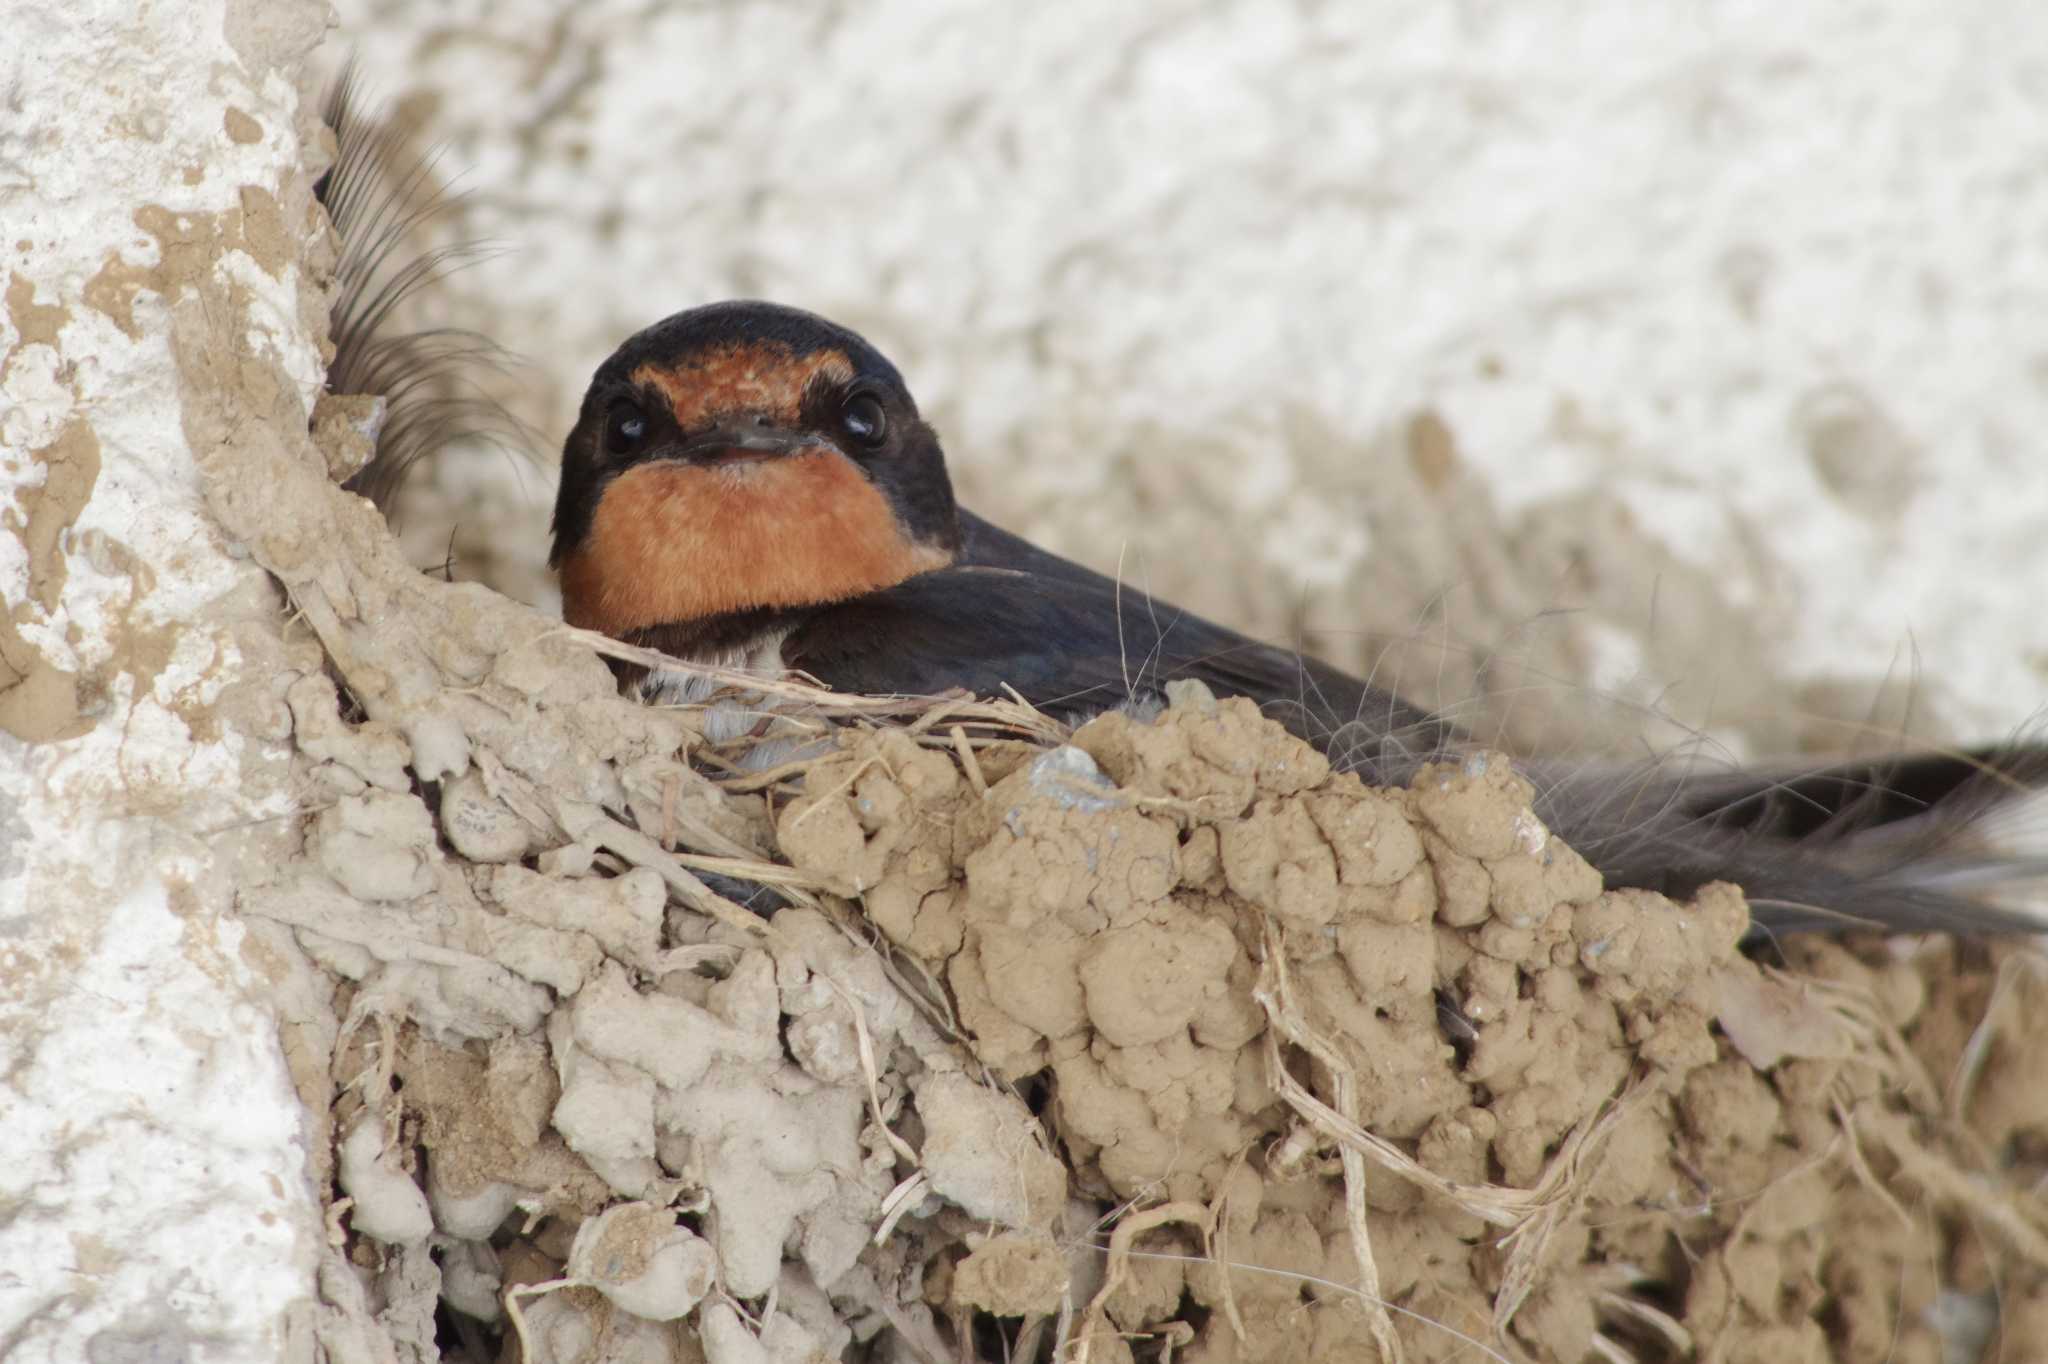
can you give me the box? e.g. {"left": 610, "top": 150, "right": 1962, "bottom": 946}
{"left": 553, "top": 301, "right": 2048, "bottom": 938}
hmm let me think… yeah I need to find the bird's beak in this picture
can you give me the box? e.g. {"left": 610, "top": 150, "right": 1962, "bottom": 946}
{"left": 664, "top": 423, "right": 834, "bottom": 467}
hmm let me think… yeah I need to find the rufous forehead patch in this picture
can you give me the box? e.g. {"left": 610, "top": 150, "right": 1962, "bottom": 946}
{"left": 631, "top": 344, "right": 856, "bottom": 431}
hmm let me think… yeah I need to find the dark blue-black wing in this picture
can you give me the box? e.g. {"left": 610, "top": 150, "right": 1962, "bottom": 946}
{"left": 785, "top": 513, "right": 1456, "bottom": 787}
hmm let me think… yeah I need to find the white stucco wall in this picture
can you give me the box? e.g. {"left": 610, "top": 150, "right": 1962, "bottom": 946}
{"left": 0, "top": 2, "right": 330, "bottom": 1359}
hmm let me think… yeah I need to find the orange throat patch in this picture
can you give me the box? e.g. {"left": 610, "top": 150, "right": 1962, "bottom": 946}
{"left": 558, "top": 450, "right": 954, "bottom": 638}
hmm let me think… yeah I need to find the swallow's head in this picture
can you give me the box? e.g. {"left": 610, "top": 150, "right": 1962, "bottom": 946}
{"left": 551, "top": 300, "right": 961, "bottom": 638}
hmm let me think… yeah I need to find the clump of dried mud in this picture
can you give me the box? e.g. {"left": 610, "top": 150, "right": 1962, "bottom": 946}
{"left": 248, "top": 565, "right": 2048, "bottom": 1363}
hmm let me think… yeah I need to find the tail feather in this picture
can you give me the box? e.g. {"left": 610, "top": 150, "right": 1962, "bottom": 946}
{"left": 316, "top": 60, "right": 533, "bottom": 511}
{"left": 1526, "top": 742, "right": 2048, "bottom": 938}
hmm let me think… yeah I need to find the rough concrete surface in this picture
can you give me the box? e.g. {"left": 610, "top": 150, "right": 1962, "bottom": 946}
{"left": 0, "top": 0, "right": 335, "bottom": 1358}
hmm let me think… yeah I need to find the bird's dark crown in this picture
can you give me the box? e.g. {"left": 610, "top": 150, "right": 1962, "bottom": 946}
{"left": 551, "top": 301, "right": 961, "bottom": 642}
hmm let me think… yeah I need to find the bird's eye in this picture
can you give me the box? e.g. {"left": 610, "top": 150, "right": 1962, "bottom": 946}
{"left": 842, "top": 392, "right": 888, "bottom": 448}
{"left": 605, "top": 402, "right": 648, "bottom": 455}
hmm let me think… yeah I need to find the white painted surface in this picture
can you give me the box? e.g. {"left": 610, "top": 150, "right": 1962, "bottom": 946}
{"left": 0, "top": 2, "right": 324, "bottom": 1358}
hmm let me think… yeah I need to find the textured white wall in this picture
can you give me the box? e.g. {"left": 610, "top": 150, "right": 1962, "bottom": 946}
{"left": 0, "top": 0, "right": 330, "bottom": 1358}
{"left": 343, "top": 0, "right": 2048, "bottom": 756}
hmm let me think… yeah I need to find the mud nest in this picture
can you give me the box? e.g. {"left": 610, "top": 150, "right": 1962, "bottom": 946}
{"left": 238, "top": 522, "right": 2048, "bottom": 1362}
